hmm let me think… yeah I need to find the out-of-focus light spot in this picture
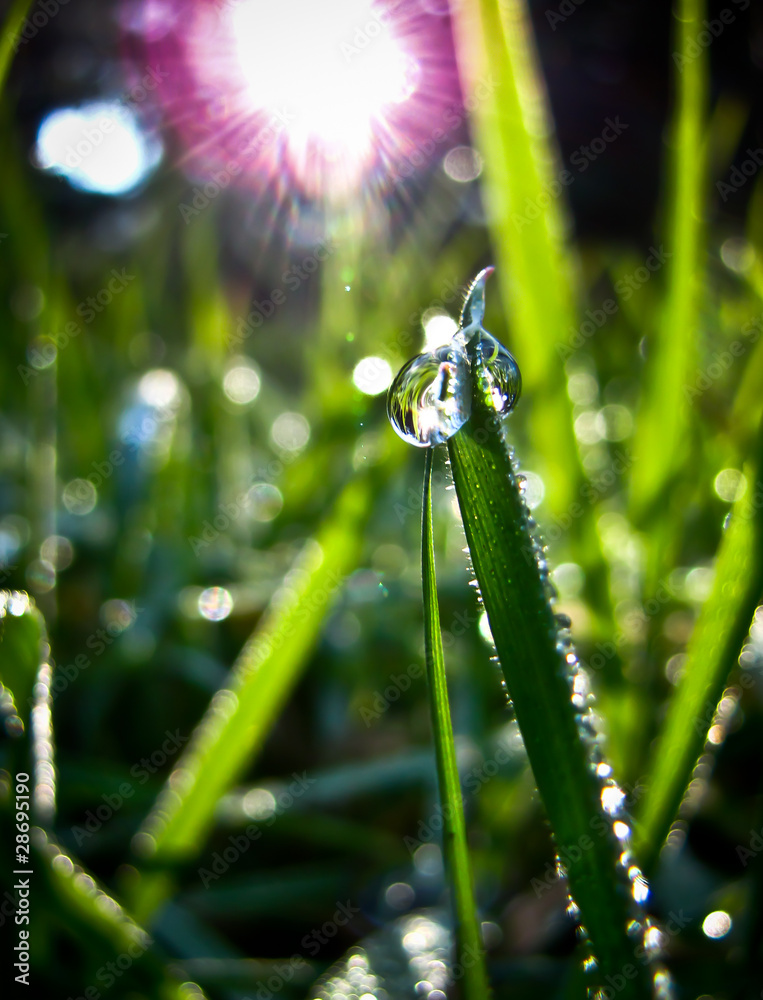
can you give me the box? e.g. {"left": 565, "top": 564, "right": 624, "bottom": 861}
{"left": 720, "top": 237, "right": 755, "bottom": 274}
{"left": 574, "top": 410, "right": 604, "bottom": 445}
{"left": 35, "top": 101, "right": 162, "bottom": 196}
{"left": 443, "top": 145, "right": 483, "bottom": 182}
{"left": 352, "top": 356, "right": 393, "bottom": 395}
{"left": 325, "top": 610, "right": 361, "bottom": 649}
{"left": 631, "top": 872, "right": 650, "bottom": 904}
{"left": 413, "top": 843, "right": 443, "bottom": 876}
{"left": 26, "top": 559, "right": 55, "bottom": 593}
{"left": 481, "top": 921, "right": 502, "bottom": 949}
{"left": 347, "top": 568, "right": 387, "bottom": 602}
{"left": 27, "top": 336, "right": 57, "bottom": 370}
{"left": 551, "top": 562, "right": 584, "bottom": 599}
{"left": 478, "top": 610, "right": 493, "bottom": 645}
{"left": 567, "top": 372, "right": 598, "bottom": 405}
{"left": 51, "top": 853, "right": 74, "bottom": 876}
{"left": 371, "top": 542, "right": 407, "bottom": 578}
{"left": 613, "top": 820, "right": 630, "bottom": 840}
{"left": 100, "top": 599, "right": 139, "bottom": 633}
{"left": 520, "top": 471, "right": 545, "bottom": 509}
{"left": 198, "top": 586, "right": 233, "bottom": 621}
{"left": 230, "top": 0, "right": 417, "bottom": 192}
{"left": 242, "top": 787, "right": 277, "bottom": 821}
{"left": 223, "top": 358, "right": 261, "bottom": 405}
{"left": 385, "top": 881, "right": 415, "bottom": 911}
{"left": 685, "top": 565, "right": 714, "bottom": 603}
{"left": 271, "top": 411, "right": 310, "bottom": 452}
{"left": 63, "top": 478, "right": 97, "bottom": 515}
{"left": 11, "top": 285, "right": 45, "bottom": 322}
{"left": 714, "top": 467, "right": 747, "bottom": 502}
{"left": 40, "top": 535, "right": 74, "bottom": 570}
{"left": 422, "top": 309, "right": 458, "bottom": 350}
{"left": 596, "top": 404, "right": 633, "bottom": 441}
{"left": 601, "top": 784, "right": 626, "bottom": 815}
{"left": 248, "top": 483, "right": 283, "bottom": 522}
{"left": 138, "top": 368, "right": 182, "bottom": 410}
{"left": 707, "top": 724, "right": 725, "bottom": 745}
{"left": 702, "top": 910, "right": 731, "bottom": 939}
{"left": 665, "top": 652, "right": 687, "bottom": 686}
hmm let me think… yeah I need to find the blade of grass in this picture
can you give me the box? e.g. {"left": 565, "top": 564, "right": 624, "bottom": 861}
{"left": 0, "top": 0, "right": 33, "bottom": 96}
{"left": 450, "top": 0, "right": 623, "bottom": 678}
{"left": 635, "top": 416, "right": 763, "bottom": 874}
{"left": 129, "top": 473, "right": 372, "bottom": 921}
{"left": 629, "top": 0, "right": 707, "bottom": 549}
{"left": 449, "top": 0, "right": 581, "bottom": 517}
{"left": 421, "top": 449, "right": 491, "bottom": 1000}
{"left": 447, "top": 343, "right": 656, "bottom": 996}
{"left": 31, "top": 832, "right": 207, "bottom": 1000}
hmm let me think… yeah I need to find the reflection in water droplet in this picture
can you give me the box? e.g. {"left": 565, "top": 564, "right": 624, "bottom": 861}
{"left": 471, "top": 329, "right": 522, "bottom": 415}
{"left": 387, "top": 344, "right": 471, "bottom": 447}
{"left": 387, "top": 267, "right": 521, "bottom": 449}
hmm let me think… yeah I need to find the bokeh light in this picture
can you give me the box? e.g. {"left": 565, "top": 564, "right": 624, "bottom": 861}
{"left": 702, "top": 910, "right": 732, "bottom": 939}
{"left": 352, "top": 356, "right": 393, "bottom": 395}
{"left": 198, "top": 585, "right": 234, "bottom": 621}
{"left": 35, "top": 101, "right": 162, "bottom": 195}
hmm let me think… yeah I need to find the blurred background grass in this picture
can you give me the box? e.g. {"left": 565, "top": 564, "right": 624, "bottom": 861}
{"left": 1, "top": 0, "right": 763, "bottom": 997}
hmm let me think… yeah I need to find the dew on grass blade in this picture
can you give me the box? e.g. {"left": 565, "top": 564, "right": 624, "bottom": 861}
{"left": 472, "top": 331, "right": 521, "bottom": 414}
{"left": 386, "top": 343, "right": 471, "bottom": 447}
{"left": 387, "top": 266, "right": 520, "bottom": 447}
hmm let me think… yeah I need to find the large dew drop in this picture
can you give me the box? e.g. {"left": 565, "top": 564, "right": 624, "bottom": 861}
{"left": 386, "top": 265, "right": 520, "bottom": 447}
{"left": 386, "top": 343, "right": 471, "bottom": 447}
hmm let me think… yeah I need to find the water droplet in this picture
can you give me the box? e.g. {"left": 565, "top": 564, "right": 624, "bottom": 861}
{"left": 471, "top": 329, "right": 522, "bottom": 414}
{"left": 386, "top": 343, "right": 470, "bottom": 448}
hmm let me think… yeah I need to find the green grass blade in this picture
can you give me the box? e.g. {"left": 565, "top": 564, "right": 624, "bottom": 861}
{"left": 32, "top": 833, "right": 207, "bottom": 1000}
{"left": 130, "top": 474, "right": 371, "bottom": 917}
{"left": 629, "top": 0, "right": 707, "bottom": 533}
{"left": 421, "top": 449, "right": 491, "bottom": 1000}
{"left": 0, "top": 0, "right": 33, "bottom": 96}
{"left": 635, "top": 419, "right": 763, "bottom": 873}
{"left": 447, "top": 368, "right": 655, "bottom": 996}
{"left": 450, "top": 0, "right": 581, "bottom": 517}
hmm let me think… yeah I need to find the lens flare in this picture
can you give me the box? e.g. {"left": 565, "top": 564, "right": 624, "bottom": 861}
{"left": 122, "top": 0, "right": 463, "bottom": 203}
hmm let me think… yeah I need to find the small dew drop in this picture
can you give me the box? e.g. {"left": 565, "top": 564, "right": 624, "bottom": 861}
{"left": 601, "top": 784, "right": 626, "bottom": 815}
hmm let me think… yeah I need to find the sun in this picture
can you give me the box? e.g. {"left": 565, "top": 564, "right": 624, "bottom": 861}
{"left": 229, "top": 0, "right": 418, "bottom": 194}
{"left": 121, "top": 0, "right": 464, "bottom": 204}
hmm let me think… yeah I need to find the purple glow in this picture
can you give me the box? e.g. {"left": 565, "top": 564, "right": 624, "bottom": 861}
{"left": 122, "top": 0, "right": 463, "bottom": 203}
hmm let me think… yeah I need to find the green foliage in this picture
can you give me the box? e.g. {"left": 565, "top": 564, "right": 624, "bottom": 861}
{"left": 1, "top": 0, "right": 762, "bottom": 996}
{"left": 421, "top": 449, "right": 491, "bottom": 998}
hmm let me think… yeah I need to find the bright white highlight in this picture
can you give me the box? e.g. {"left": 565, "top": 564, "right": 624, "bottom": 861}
{"left": 352, "top": 356, "right": 393, "bottom": 395}
{"left": 35, "top": 101, "right": 162, "bottom": 195}
{"left": 702, "top": 910, "right": 732, "bottom": 939}
{"left": 230, "top": 1, "right": 416, "bottom": 165}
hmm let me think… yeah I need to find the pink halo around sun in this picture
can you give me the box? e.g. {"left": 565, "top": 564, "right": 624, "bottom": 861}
{"left": 120, "top": 0, "right": 465, "bottom": 205}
